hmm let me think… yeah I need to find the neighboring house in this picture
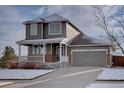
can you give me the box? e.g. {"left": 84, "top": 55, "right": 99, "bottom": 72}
{"left": 17, "top": 14, "right": 111, "bottom": 67}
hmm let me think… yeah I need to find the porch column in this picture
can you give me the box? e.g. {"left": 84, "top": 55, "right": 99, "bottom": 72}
{"left": 43, "top": 43, "right": 46, "bottom": 63}
{"left": 59, "top": 43, "right": 62, "bottom": 63}
{"left": 51, "top": 43, "right": 52, "bottom": 54}
{"left": 65, "top": 44, "right": 68, "bottom": 62}
{"left": 18, "top": 44, "right": 21, "bottom": 62}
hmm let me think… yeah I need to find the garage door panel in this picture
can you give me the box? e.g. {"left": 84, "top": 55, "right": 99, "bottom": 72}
{"left": 72, "top": 51, "right": 106, "bottom": 67}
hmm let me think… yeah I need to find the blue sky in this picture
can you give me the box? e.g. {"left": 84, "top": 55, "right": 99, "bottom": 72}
{"left": 0, "top": 5, "right": 123, "bottom": 56}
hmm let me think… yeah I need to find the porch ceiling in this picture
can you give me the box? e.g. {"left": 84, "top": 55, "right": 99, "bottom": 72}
{"left": 16, "top": 37, "right": 65, "bottom": 45}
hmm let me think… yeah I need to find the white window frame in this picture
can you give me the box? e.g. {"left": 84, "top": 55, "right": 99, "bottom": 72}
{"left": 30, "top": 23, "right": 38, "bottom": 36}
{"left": 32, "top": 45, "right": 39, "bottom": 55}
{"left": 56, "top": 46, "right": 64, "bottom": 56}
{"left": 48, "top": 22, "right": 62, "bottom": 35}
{"left": 32, "top": 45, "right": 46, "bottom": 55}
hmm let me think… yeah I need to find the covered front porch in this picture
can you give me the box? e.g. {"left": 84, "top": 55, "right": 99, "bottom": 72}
{"left": 16, "top": 38, "right": 69, "bottom": 64}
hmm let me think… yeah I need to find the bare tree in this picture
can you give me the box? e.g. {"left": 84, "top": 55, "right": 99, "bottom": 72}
{"left": 93, "top": 5, "right": 124, "bottom": 54}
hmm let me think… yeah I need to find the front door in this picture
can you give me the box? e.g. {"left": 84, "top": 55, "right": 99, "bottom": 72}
{"left": 56, "top": 46, "right": 60, "bottom": 61}
{"left": 56, "top": 46, "right": 64, "bottom": 61}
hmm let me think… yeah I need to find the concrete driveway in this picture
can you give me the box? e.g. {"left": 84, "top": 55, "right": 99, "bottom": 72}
{"left": 3, "top": 66, "right": 103, "bottom": 88}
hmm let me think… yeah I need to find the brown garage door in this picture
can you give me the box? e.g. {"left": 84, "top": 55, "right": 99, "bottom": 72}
{"left": 72, "top": 50, "right": 107, "bottom": 67}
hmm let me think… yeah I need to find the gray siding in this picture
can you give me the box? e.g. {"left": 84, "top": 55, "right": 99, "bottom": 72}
{"left": 46, "top": 44, "right": 51, "bottom": 54}
{"left": 43, "top": 22, "right": 66, "bottom": 39}
{"left": 28, "top": 45, "right": 32, "bottom": 55}
{"left": 26, "top": 23, "right": 43, "bottom": 40}
{"left": 26, "top": 22, "right": 66, "bottom": 40}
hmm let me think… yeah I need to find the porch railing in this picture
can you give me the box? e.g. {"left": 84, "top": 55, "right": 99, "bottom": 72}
{"left": 19, "top": 55, "right": 69, "bottom": 63}
{"left": 20, "top": 55, "right": 43, "bottom": 62}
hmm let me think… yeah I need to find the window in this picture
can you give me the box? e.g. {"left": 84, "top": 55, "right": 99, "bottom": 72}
{"left": 32, "top": 45, "right": 39, "bottom": 55}
{"left": 39, "top": 46, "right": 43, "bottom": 54}
{"left": 30, "top": 23, "right": 37, "bottom": 35}
{"left": 32, "top": 45, "right": 46, "bottom": 55}
{"left": 56, "top": 46, "right": 65, "bottom": 56}
{"left": 49, "top": 23, "right": 61, "bottom": 35}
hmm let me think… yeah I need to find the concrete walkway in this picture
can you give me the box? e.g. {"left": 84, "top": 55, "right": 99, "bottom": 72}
{"left": 0, "top": 82, "right": 14, "bottom": 87}
{"left": 3, "top": 67, "right": 102, "bottom": 88}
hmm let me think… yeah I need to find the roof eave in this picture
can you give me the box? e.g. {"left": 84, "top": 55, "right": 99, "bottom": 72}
{"left": 68, "top": 44, "right": 111, "bottom": 47}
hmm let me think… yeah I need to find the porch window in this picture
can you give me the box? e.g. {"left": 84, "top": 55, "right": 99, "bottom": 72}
{"left": 39, "top": 45, "right": 46, "bottom": 54}
{"left": 30, "top": 23, "right": 37, "bottom": 36}
{"left": 32, "top": 45, "right": 46, "bottom": 55}
{"left": 32, "top": 45, "right": 39, "bottom": 55}
{"left": 48, "top": 22, "right": 62, "bottom": 35}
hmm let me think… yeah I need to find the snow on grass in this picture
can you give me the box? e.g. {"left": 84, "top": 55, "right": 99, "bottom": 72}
{"left": 97, "top": 68, "right": 124, "bottom": 80}
{"left": 87, "top": 83, "right": 124, "bottom": 88}
{"left": 0, "top": 69, "right": 54, "bottom": 80}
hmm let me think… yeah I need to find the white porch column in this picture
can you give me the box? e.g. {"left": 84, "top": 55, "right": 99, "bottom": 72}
{"left": 18, "top": 44, "right": 21, "bottom": 62}
{"left": 43, "top": 43, "right": 46, "bottom": 63}
{"left": 65, "top": 44, "right": 68, "bottom": 62}
{"left": 51, "top": 43, "right": 52, "bottom": 54}
{"left": 59, "top": 43, "right": 62, "bottom": 63}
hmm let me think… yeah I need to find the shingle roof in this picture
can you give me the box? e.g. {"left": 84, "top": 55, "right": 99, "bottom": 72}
{"left": 70, "top": 34, "right": 111, "bottom": 45}
{"left": 43, "top": 14, "right": 68, "bottom": 22}
{"left": 23, "top": 14, "right": 68, "bottom": 24}
{"left": 17, "top": 37, "right": 65, "bottom": 45}
{"left": 23, "top": 17, "right": 45, "bottom": 24}
{"left": 23, "top": 13, "right": 83, "bottom": 34}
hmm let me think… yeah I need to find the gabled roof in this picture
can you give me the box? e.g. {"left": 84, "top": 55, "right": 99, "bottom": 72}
{"left": 23, "top": 13, "right": 83, "bottom": 34}
{"left": 23, "top": 17, "right": 45, "bottom": 24}
{"left": 70, "top": 34, "right": 111, "bottom": 46}
{"left": 43, "top": 14, "right": 68, "bottom": 22}
{"left": 23, "top": 14, "right": 68, "bottom": 24}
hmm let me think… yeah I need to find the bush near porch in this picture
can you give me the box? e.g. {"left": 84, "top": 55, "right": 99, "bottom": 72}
{"left": 7, "top": 62, "right": 44, "bottom": 69}
{"left": 112, "top": 55, "right": 124, "bottom": 67}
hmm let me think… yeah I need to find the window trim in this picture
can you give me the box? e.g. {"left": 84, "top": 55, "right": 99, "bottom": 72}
{"left": 48, "top": 22, "right": 62, "bottom": 35}
{"left": 30, "top": 23, "right": 38, "bottom": 36}
{"left": 56, "top": 46, "right": 65, "bottom": 56}
{"left": 32, "top": 45, "right": 46, "bottom": 55}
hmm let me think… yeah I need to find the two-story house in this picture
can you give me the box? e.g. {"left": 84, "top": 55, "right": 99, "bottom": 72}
{"left": 17, "top": 14, "right": 112, "bottom": 67}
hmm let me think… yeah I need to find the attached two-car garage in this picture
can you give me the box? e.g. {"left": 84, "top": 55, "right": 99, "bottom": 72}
{"left": 71, "top": 49, "right": 107, "bottom": 67}
{"left": 68, "top": 34, "right": 111, "bottom": 67}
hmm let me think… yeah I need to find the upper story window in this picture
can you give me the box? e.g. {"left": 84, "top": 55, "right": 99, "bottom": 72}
{"left": 30, "top": 23, "right": 37, "bottom": 36}
{"left": 48, "top": 22, "right": 62, "bottom": 35}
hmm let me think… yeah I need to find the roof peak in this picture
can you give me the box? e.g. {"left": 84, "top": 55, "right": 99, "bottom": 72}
{"left": 23, "top": 13, "right": 68, "bottom": 24}
{"left": 43, "top": 13, "right": 68, "bottom": 22}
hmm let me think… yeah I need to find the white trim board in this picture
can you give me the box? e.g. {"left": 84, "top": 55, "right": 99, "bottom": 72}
{"left": 71, "top": 49, "right": 108, "bottom": 55}
{"left": 69, "top": 44, "right": 111, "bottom": 47}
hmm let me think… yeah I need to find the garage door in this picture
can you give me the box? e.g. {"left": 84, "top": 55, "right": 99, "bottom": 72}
{"left": 72, "top": 50, "right": 107, "bottom": 67}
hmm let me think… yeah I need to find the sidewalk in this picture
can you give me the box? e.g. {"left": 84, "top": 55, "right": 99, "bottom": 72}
{"left": 0, "top": 82, "right": 14, "bottom": 87}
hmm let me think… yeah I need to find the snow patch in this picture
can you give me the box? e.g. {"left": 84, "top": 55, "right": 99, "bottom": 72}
{"left": 97, "top": 68, "right": 124, "bottom": 80}
{"left": 0, "top": 69, "right": 54, "bottom": 80}
{"left": 87, "top": 83, "right": 124, "bottom": 88}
